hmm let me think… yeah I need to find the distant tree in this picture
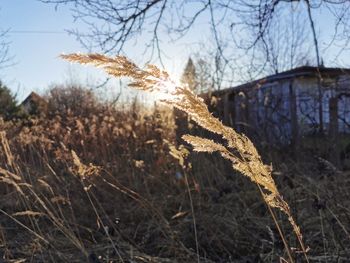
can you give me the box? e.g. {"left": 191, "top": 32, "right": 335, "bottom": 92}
{"left": 180, "top": 58, "right": 198, "bottom": 92}
{"left": 195, "top": 58, "right": 212, "bottom": 93}
{"left": 47, "top": 84, "right": 101, "bottom": 116}
{"left": 194, "top": 46, "right": 233, "bottom": 92}
{"left": 0, "top": 81, "right": 19, "bottom": 120}
{"left": 251, "top": 3, "right": 312, "bottom": 76}
{"left": 187, "top": 43, "right": 234, "bottom": 92}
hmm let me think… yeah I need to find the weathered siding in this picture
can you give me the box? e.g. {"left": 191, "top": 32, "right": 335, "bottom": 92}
{"left": 338, "top": 95, "right": 350, "bottom": 132}
{"left": 214, "top": 72, "right": 350, "bottom": 145}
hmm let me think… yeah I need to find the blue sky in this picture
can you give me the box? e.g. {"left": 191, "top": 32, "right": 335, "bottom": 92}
{"left": 1, "top": 1, "right": 349, "bottom": 102}
{"left": 1, "top": 1, "right": 86, "bottom": 99}
{"left": 0, "top": 0, "right": 206, "bottom": 101}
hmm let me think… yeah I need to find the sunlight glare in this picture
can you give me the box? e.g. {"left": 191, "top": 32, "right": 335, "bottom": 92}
{"left": 148, "top": 75, "right": 181, "bottom": 102}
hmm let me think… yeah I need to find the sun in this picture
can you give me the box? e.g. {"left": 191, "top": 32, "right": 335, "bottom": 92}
{"left": 147, "top": 75, "right": 181, "bottom": 102}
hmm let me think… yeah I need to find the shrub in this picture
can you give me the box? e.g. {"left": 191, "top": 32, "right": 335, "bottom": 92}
{"left": 47, "top": 85, "right": 101, "bottom": 116}
{"left": 0, "top": 81, "right": 20, "bottom": 120}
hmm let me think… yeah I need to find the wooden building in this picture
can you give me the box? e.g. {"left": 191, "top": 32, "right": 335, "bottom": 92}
{"left": 20, "top": 92, "right": 48, "bottom": 116}
{"left": 207, "top": 66, "right": 350, "bottom": 145}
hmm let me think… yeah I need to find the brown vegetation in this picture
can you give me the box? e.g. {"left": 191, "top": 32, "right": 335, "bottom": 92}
{"left": 0, "top": 82, "right": 350, "bottom": 262}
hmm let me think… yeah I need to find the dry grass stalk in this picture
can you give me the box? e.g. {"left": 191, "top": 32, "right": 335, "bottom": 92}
{"left": 62, "top": 53, "right": 309, "bottom": 262}
{"left": 70, "top": 150, "right": 100, "bottom": 179}
{"left": 0, "top": 131, "right": 14, "bottom": 168}
{"left": 12, "top": 210, "right": 44, "bottom": 217}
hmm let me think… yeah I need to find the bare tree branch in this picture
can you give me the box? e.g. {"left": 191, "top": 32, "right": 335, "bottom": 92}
{"left": 0, "top": 30, "right": 14, "bottom": 69}
{"left": 40, "top": 0, "right": 350, "bottom": 80}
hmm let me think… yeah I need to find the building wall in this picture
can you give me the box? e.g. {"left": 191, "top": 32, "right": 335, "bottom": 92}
{"left": 336, "top": 76, "right": 350, "bottom": 133}
{"left": 255, "top": 80, "right": 292, "bottom": 143}
{"left": 338, "top": 95, "right": 350, "bottom": 132}
{"left": 294, "top": 77, "right": 350, "bottom": 135}
{"left": 218, "top": 74, "right": 350, "bottom": 145}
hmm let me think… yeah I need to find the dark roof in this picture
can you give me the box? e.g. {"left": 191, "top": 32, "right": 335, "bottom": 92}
{"left": 212, "top": 66, "right": 350, "bottom": 96}
{"left": 21, "top": 92, "right": 46, "bottom": 105}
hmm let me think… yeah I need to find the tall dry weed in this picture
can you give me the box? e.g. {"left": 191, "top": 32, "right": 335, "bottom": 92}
{"left": 61, "top": 53, "right": 309, "bottom": 262}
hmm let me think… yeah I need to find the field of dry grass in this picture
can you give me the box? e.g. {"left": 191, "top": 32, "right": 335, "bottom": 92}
{"left": 1, "top": 84, "right": 350, "bottom": 262}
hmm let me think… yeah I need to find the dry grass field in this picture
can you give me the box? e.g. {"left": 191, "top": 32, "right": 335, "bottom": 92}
{"left": 1, "top": 59, "right": 350, "bottom": 262}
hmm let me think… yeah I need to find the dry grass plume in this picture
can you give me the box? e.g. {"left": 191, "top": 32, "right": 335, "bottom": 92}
{"left": 61, "top": 53, "right": 310, "bottom": 262}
